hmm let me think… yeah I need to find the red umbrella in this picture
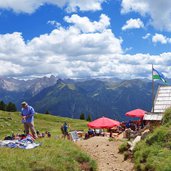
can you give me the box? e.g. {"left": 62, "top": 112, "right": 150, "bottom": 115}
{"left": 87, "top": 116, "right": 120, "bottom": 129}
{"left": 125, "top": 109, "right": 147, "bottom": 118}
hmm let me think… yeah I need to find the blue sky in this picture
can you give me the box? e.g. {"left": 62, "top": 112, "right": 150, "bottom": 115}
{"left": 0, "top": 0, "right": 171, "bottom": 79}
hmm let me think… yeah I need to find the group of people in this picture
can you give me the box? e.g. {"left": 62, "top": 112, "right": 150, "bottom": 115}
{"left": 122, "top": 120, "right": 146, "bottom": 131}
{"left": 83, "top": 119, "right": 148, "bottom": 140}
{"left": 4, "top": 132, "right": 27, "bottom": 140}
{"left": 36, "top": 130, "right": 51, "bottom": 138}
{"left": 20, "top": 101, "right": 146, "bottom": 141}
{"left": 4, "top": 130, "right": 51, "bottom": 141}
{"left": 84, "top": 128, "right": 105, "bottom": 139}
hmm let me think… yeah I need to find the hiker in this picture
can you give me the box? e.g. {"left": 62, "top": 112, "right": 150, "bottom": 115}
{"left": 20, "top": 101, "right": 38, "bottom": 139}
{"left": 61, "top": 122, "right": 69, "bottom": 139}
{"left": 60, "top": 125, "right": 64, "bottom": 134}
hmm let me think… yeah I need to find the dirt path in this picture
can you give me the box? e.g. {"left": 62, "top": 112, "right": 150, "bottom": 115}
{"left": 76, "top": 136, "right": 134, "bottom": 171}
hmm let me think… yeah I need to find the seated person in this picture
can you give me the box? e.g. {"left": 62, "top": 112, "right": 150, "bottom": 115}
{"left": 47, "top": 132, "right": 51, "bottom": 137}
{"left": 84, "top": 133, "right": 89, "bottom": 139}
{"left": 41, "top": 133, "right": 45, "bottom": 137}
{"left": 130, "top": 122, "right": 136, "bottom": 131}
{"left": 125, "top": 120, "right": 131, "bottom": 128}
{"left": 88, "top": 129, "right": 94, "bottom": 136}
{"left": 95, "top": 129, "right": 103, "bottom": 136}
{"left": 4, "top": 135, "right": 13, "bottom": 140}
{"left": 36, "top": 130, "right": 40, "bottom": 136}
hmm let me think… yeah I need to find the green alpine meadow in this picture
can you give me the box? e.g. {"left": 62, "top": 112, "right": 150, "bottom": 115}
{"left": 0, "top": 111, "right": 97, "bottom": 171}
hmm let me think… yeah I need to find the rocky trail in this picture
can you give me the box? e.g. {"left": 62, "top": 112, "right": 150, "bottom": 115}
{"left": 77, "top": 136, "right": 134, "bottom": 171}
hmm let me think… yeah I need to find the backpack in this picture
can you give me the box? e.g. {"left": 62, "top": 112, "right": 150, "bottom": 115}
{"left": 63, "top": 124, "right": 68, "bottom": 133}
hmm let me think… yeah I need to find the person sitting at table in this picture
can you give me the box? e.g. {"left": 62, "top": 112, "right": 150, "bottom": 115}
{"left": 88, "top": 128, "right": 94, "bottom": 137}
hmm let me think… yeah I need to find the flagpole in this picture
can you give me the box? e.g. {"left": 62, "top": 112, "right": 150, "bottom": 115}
{"left": 152, "top": 64, "right": 154, "bottom": 113}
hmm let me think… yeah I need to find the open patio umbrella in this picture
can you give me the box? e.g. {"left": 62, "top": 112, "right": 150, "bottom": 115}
{"left": 87, "top": 116, "right": 120, "bottom": 129}
{"left": 125, "top": 109, "right": 147, "bottom": 118}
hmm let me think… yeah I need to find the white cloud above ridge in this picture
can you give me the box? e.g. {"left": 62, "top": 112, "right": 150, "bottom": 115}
{"left": 121, "top": 0, "right": 171, "bottom": 32}
{"left": 122, "top": 18, "right": 144, "bottom": 30}
{"left": 0, "top": 0, "right": 106, "bottom": 13}
{"left": 0, "top": 29, "right": 171, "bottom": 79}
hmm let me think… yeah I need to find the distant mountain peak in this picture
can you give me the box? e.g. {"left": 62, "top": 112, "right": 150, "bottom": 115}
{"left": 56, "top": 78, "right": 64, "bottom": 84}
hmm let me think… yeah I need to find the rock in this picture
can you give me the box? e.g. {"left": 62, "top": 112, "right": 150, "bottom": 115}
{"left": 128, "top": 135, "right": 141, "bottom": 151}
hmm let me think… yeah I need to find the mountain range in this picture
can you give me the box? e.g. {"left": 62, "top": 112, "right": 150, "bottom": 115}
{"left": 0, "top": 76, "right": 163, "bottom": 121}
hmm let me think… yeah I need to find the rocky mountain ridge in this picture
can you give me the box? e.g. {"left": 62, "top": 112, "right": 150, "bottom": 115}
{"left": 0, "top": 76, "right": 160, "bottom": 121}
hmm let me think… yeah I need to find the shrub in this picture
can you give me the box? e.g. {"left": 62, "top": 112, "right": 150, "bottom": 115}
{"left": 119, "top": 141, "right": 129, "bottom": 153}
{"left": 145, "top": 127, "right": 169, "bottom": 146}
{"left": 162, "top": 107, "right": 171, "bottom": 126}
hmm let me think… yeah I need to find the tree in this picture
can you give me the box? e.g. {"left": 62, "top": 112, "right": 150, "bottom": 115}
{"left": 45, "top": 110, "right": 50, "bottom": 114}
{"left": 6, "top": 102, "right": 17, "bottom": 112}
{"left": 87, "top": 114, "right": 92, "bottom": 121}
{"left": 0, "top": 100, "right": 6, "bottom": 111}
{"left": 80, "top": 113, "right": 85, "bottom": 120}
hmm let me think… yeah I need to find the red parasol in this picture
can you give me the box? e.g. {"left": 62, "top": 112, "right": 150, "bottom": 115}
{"left": 87, "top": 116, "right": 120, "bottom": 129}
{"left": 125, "top": 109, "right": 147, "bottom": 118}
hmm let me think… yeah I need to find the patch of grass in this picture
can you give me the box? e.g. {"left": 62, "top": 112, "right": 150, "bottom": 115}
{"left": 0, "top": 111, "right": 97, "bottom": 171}
{"left": 108, "top": 137, "right": 115, "bottom": 142}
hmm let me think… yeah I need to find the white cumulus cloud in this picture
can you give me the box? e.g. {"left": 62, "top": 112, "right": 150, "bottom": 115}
{"left": 152, "top": 33, "right": 171, "bottom": 44}
{"left": 121, "top": 0, "right": 171, "bottom": 32}
{"left": 1, "top": 26, "right": 171, "bottom": 79}
{"left": 0, "top": 14, "right": 123, "bottom": 78}
{"left": 121, "top": 0, "right": 149, "bottom": 15}
{"left": 65, "top": 0, "right": 107, "bottom": 13}
{"left": 142, "top": 33, "right": 151, "bottom": 39}
{"left": 64, "top": 14, "right": 110, "bottom": 33}
{"left": 0, "top": 0, "right": 66, "bottom": 14}
{"left": 0, "top": 0, "right": 106, "bottom": 13}
{"left": 122, "top": 18, "right": 144, "bottom": 30}
{"left": 47, "top": 20, "right": 61, "bottom": 28}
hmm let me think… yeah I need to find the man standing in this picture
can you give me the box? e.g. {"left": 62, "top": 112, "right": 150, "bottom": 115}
{"left": 21, "top": 101, "right": 38, "bottom": 139}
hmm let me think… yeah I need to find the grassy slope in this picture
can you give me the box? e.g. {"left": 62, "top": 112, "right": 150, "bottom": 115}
{"left": 0, "top": 111, "right": 97, "bottom": 171}
{"left": 133, "top": 108, "right": 171, "bottom": 171}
